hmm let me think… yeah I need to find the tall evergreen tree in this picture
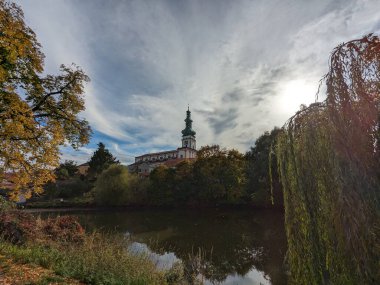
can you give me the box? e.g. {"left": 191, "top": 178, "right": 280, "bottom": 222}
{"left": 88, "top": 142, "right": 119, "bottom": 175}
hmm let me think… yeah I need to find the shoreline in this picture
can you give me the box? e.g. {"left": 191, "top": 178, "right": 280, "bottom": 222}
{"left": 23, "top": 203, "right": 285, "bottom": 213}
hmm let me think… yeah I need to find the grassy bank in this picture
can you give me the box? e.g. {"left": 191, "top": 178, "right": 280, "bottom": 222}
{"left": 0, "top": 233, "right": 178, "bottom": 285}
{"left": 0, "top": 198, "right": 187, "bottom": 284}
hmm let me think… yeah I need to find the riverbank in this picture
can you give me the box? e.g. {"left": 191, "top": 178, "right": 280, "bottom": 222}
{"left": 24, "top": 197, "right": 285, "bottom": 211}
{"left": 0, "top": 201, "right": 188, "bottom": 285}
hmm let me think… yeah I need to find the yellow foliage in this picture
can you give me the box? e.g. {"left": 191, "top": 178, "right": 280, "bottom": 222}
{"left": 0, "top": 1, "right": 91, "bottom": 199}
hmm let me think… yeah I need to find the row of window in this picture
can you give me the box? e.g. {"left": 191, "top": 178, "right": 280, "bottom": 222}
{"left": 141, "top": 154, "right": 177, "bottom": 162}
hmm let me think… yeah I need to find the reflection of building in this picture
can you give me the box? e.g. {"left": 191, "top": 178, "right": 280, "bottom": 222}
{"left": 128, "top": 108, "right": 197, "bottom": 176}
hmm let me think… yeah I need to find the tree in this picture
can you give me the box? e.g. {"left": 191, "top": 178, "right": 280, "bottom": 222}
{"left": 88, "top": 142, "right": 119, "bottom": 175}
{"left": 245, "top": 127, "right": 283, "bottom": 207}
{"left": 0, "top": 1, "right": 91, "bottom": 199}
{"left": 148, "top": 165, "right": 176, "bottom": 205}
{"left": 94, "top": 164, "right": 133, "bottom": 205}
{"left": 276, "top": 35, "right": 380, "bottom": 284}
{"left": 193, "top": 145, "right": 246, "bottom": 204}
{"left": 55, "top": 160, "right": 78, "bottom": 179}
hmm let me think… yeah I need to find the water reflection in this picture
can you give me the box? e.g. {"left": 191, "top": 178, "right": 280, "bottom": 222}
{"left": 40, "top": 208, "right": 287, "bottom": 285}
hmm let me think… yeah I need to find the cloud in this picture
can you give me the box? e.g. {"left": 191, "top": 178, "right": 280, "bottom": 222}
{"left": 16, "top": 0, "right": 380, "bottom": 162}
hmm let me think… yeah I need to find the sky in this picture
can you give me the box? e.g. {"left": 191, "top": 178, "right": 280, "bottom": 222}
{"left": 16, "top": 0, "right": 380, "bottom": 164}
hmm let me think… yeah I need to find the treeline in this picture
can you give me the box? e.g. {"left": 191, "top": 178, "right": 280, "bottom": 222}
{"left": 41, "top": 129, "right": 284, "bottom": 208}
{"left": 93, "top": 130, "right": 283, "bottom": 207}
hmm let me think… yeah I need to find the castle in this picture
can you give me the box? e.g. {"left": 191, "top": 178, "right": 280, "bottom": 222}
{"left": 128, "top": 107, "right": 197, "bottom": 176}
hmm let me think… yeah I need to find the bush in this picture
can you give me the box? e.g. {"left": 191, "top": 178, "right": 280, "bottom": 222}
{"left": 0, "top": 196, "right": 15, "bottom": 211}
{"left": 42, "top": 216, "right": 85, "bottom": 243}
{"left": 57, "top": 178, "right": 91, "bottom": 198}
{"left": 44, "top": 179, "right": 92, "bottom": 199}
{"left": 0, "top": 210, "right": 85, "bottom": 245}
{"left": 94, "top": 165, "right": 134, "bottom": 205}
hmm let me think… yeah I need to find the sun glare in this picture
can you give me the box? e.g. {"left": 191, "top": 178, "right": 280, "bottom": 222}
{"left": 278, "top": 79, "right": 316, "bottom": 114}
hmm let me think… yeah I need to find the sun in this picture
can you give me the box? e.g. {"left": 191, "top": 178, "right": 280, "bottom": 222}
{"left": 278, "top": 79, "right": 316, "bottom": 114}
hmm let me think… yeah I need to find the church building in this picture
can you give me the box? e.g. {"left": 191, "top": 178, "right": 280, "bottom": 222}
{"left": 128, "top": 107, "right": 197, "bottom": 176}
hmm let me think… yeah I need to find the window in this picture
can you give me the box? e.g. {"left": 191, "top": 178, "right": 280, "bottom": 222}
{"left": 180, "top": 155, "right": 183, "bottom": 158}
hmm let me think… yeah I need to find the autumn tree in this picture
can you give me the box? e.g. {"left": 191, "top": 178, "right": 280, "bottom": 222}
{"left": 0, "top": 1, "right": 91, "bottom": 199}
{"left": 88, "top": 142, "right": 119, "bottom": 175}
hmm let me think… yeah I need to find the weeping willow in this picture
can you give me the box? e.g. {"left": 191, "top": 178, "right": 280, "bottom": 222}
{"left": 276, "top": 34, "right": 380, "bottom": 284}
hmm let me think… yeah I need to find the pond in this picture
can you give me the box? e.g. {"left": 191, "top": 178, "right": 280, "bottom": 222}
{"left": 37, "top": 208, "right": 287, "bottom": 285}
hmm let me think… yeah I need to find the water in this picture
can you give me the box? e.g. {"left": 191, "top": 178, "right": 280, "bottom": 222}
{"left": 37, "top": 208, "right": 287, "bottom": 285}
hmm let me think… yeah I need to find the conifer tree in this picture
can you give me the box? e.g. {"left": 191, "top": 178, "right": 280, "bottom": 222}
{"left": 88, "top": 142, "right": 119, "bottom": 175}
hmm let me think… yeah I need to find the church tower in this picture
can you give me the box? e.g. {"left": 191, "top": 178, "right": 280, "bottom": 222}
{"left": 181, "top": 107, "right": 196, "bottom": 150}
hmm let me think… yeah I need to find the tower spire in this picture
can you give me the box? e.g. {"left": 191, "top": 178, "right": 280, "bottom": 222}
{"left": 182, "top": 107, "right": 196, "bottom": 137}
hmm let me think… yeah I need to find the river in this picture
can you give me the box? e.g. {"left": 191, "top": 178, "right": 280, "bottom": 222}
{"left": 36, "top": 208, "right": 287, "bottom": 285}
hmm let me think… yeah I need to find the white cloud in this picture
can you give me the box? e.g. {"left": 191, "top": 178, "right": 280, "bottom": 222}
{"left": 16, "top": 0, "right": 380, "bottom": 162}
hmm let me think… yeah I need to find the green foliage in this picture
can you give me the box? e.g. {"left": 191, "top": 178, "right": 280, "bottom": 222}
{"left": 94, "top": 164, "right": 133, "bottom": 205}
{"left": 276, "top": 35, "right": 380, "bottom": 284}
{"left": 88, "top": 142, "right": 119, "bottom": 176}
{"left": 146, "top": 146, "right": 247, "bottom": 206}
{"left": 44, "top": 178, "right": 91, "bottom": 199}
{"left": 245, "top": 128, "right": 283, "bottom": 207}
{"left": 0, "top": 233, "right": 172, "bottom": 284}
{"left": 0, "top": 195, "right": 14, "bottom": 211}
{"left": 193, "top": 146, "right": 246, "bottom": 204}
{"left": 149, "top": 165, "right": 176, "bottom": 205}
{"left": 57, "top": 179, "right": 91, "bottom": 198}
{"left": 56, "top": 168, "right": 69, "bottom": 180}
{"left": 55, "top": 160, "right": 78, "bottom": 179}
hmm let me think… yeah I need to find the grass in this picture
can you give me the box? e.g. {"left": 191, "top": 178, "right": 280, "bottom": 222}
{"left": 0, "top": 199, "right": 188, "bottom": 285}
{"left": 0, "top": 232, "right": 185, "bottom": 285}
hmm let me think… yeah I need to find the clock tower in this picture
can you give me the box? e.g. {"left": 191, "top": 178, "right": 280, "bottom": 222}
{"left": 181, "top": 107, "right": 196, "bottom": 150}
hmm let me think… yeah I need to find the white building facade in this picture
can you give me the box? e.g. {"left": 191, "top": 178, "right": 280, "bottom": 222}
{"left": 129, "top": 108, "right": 197, "bottom": 176}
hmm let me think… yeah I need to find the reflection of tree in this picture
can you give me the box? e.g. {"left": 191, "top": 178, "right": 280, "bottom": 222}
{"left": 143, "top": 209, "right": 287, "bottom": 284}
{"left": 44, "top": 209, "right": 287, "bottom": 285}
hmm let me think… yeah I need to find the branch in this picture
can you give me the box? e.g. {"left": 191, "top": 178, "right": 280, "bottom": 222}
{"left": 31, "top": 76, "right": 78, "bottom": 112}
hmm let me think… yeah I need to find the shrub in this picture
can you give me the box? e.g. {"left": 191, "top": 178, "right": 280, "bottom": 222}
{"left": 42, "top": 216, "right": 85, "bottom": 243}
{"left": 43, "top": 179, "right": 92, "bottom": 199}
{"left": 94, "top": 165, "right": 134, "bottom": 205}
{"left": 0, "top": 196, "right": 15, "bottom": 211}
{"left": 0, "top": 211, "right": 85, "bottom": 245}
{"left": 57, "top": 178, "right": 91, "bottom": 198}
